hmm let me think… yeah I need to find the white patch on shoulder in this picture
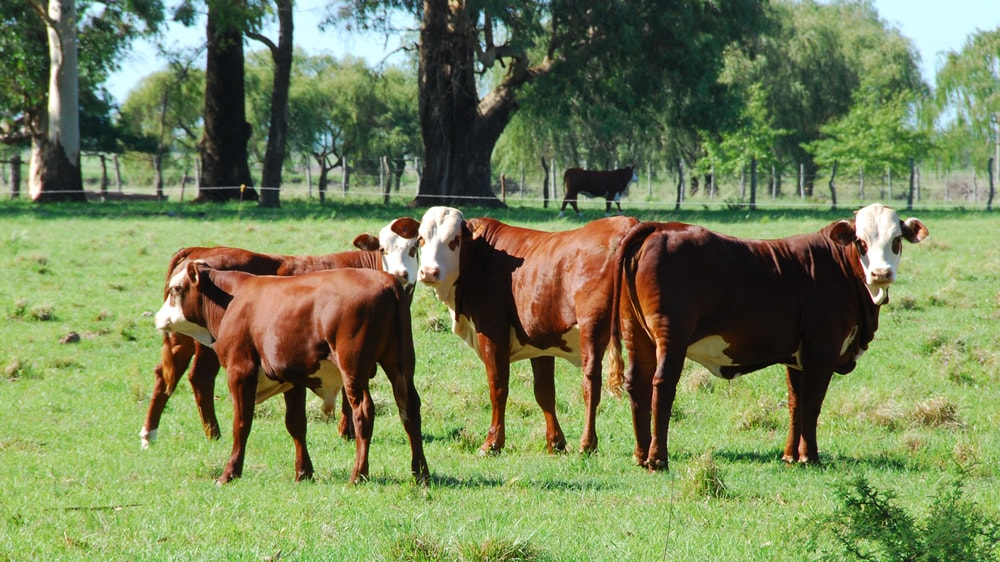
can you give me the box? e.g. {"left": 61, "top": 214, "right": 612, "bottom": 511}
{"left": 453, "top": 313, "right": 582, "bottom": 366}
{"left": 686, "top": 335, "right": 738, "bottom": 378}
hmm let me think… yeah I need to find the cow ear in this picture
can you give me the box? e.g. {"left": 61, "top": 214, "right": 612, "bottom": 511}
{"left": 353, "top": 233, "right": 379, "bottom": 251}
{"left": 186, "top": 261, "right": 201, "bottom": 284}
{"left": 829, "top": 220, "right": 857, "bottom": 246}
{"left": 390, "top": 217, "right": 420, "bottom": 239}
{"left": 900, "top": 218, "right": 929, "bottom": 243}
{"left": 466, "top": 218, "right": 487, "bottom": 240}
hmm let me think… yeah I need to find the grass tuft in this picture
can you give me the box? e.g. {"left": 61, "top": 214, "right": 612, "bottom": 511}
{"left": 909, "top": 396, "right": 963, "bottom": 429}
{"left": 683, "top": 450, "right": 729, "bottom": 499}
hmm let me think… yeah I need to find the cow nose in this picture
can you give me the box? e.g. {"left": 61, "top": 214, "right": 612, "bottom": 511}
{"left": 419, "top": 266, "right": 439, "bottom": 283}
{"left": 395, "top": 270, "right": 409, "bottom": 283}
{"left": 870, "top": 267, "right": 893, "bottom": 284}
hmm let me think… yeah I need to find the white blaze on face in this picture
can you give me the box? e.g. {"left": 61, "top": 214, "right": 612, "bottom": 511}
{"left": 417, "top": 206, "right": 465, "bottom": 289}
{"left": 380, "top": 220, "right": 419, "bottom": 288}
{"left": 853, "top": 204, "right": 906, "bottom": 302}
{"left": 154, "top": 268, "right": 214, "bottom": 347}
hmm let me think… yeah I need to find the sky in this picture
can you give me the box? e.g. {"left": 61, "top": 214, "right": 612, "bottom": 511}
{"left": 105, "top": 0, "right": 1000, "bottom": 105}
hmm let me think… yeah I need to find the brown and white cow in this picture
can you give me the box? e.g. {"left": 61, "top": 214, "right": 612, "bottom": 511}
{"left": 609, "top": 203, "right": 928, "bottom": 470}
{"left": 559, "top": 165, "right": 639, "bottom": 218}
{"left": 140, "top": 217, "right": 421, "bottom": 449}
{"left": 154, "top": 264, "right": 429, "bottom": 484}
{"left": 417, "top": 206, "right": 638, "bottom": 454}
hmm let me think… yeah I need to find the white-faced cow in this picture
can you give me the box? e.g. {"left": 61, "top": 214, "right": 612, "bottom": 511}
{"left": 609, "top": 203, "right": 928, "bottom": 470}
{"left": 559, "top": 165, "right": 639, "bottom": 218}
{"left": 154, "top": 263, "right": 428, "bottom": 485}
{"left": 140, "top": 218, "right": 421, "bottom": 449}
{"left": 417, "top": 206, "right": 638, "bottom": 454}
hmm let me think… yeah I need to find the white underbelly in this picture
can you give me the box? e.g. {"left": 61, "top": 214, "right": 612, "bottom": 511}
{"left": 254, "top": 361, "right": 345, "bottom": 415}
{"left": 453, "top": 312, "right": 582, "bottom": 367}
{"left": 686, "top": 335, "right": 802, "bottom": 378}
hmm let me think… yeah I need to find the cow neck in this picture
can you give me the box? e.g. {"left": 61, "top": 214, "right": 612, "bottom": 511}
{"left": 834, "top": 236, "right": 882, "bottom": 358}
{"left": 200, "top": 270, "right": 240, "bottom": 339}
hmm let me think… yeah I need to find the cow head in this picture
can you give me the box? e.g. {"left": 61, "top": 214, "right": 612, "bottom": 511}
{"left": 353, "top": 217, "right": 421, "bottom": 288}
{"left": 154, "top": 261, "right": 219, "bottom": 347}
{"left": 829, "top": 203, "right": 929, "bottom": 305}
{"left": 417, "top": 206, "right": 466, "bottom": 291}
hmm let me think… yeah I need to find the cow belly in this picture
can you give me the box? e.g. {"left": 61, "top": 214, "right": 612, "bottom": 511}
{"left": 253, "top": 361, "right": 344, "bottom": 415}
{"left": 686, "top": 335, "right": 803, "bottom": 379}
{"left": 453, "top": 313, "right": 583, "bottom": 366}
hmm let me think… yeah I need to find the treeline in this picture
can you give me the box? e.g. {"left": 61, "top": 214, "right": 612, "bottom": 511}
{"left": 1, "top": 1, "right": 997, "bottom": 208}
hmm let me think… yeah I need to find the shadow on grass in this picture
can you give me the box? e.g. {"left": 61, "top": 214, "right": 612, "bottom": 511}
{"left": 709, "top": 447, "right": 912, "bottom": 471}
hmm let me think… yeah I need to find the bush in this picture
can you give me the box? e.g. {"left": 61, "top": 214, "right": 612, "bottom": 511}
{"left": 810, "top": 476, "right": 1000, "bottom": 561}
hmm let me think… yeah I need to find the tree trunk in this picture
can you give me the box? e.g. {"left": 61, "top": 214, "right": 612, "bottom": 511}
{"left": 906, "top": 157, "right": 915, "bottom": 211}
{"left": 254, "top": 0, "right": 293, "bottom": 208}
{"left": 31, "top": 0, "right": 85, "bottom": 203}
{"left": 987, "top": 157, "right": 994, "bottom": 212}
{"left": 541, "top": 157, "right": 550, "bottom": 208}
{"left": 198, "top": 1, "right": 257, "bottom": 203}
{"left": 412, "top": 0, "right": 511, "bottom": 208}
{"left": 749, "top": 157, "right": 757, "bottom": 211}
{"left": 829, "top": 160, "right": 839, "bottom": 210}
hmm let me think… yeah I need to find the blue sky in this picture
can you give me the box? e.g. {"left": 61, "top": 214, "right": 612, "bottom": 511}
{"left": 106, "top": 1, "right": 1000, "bottom": 104}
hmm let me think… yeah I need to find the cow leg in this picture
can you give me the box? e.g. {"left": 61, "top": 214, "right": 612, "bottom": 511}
{"left": 578, "top": 325, "right": 607, "bottom": 453}
{"left": 189, "top": 343, "right": 222, "bottom": 441}
{"left": 337, "top": 388, "right": 355, "bottom": 440}
{"left": 141, "top": 335, "right": 196, "bottom": 448}
{"left": 344, "top": 375, "right": 375, "bottom": 484}
{"left": 529, "top": 356, "right": 567, "bottom": 453}
{"left": 479, "top": 335, "right": 511, "bottom": 454}
{"left": 384, "top": 362, "right": 430, "bottom": 484}
{"left": 647, "top": 344, "right": 685, "bottom": 472}
{"left": 282, "top": 385, "right": 314, "bottom": 482}
{"left": 605, "top": 198, "right": 613, "bottom": 217}
{"left": 783, "top": 366, "right": 833, "bottom": 464}
{"left": 218, "top": 363, "right": 258, "bottom": 484}
{"left": 623, "top": 323, "right": 656, "bottom": 467}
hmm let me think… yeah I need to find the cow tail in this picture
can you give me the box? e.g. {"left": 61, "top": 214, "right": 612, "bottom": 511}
{"left": 160, "top": 247, "right": 193, "bottom": 394}
{"left": 607, "top": 222, "right": 658, "bottom": 397}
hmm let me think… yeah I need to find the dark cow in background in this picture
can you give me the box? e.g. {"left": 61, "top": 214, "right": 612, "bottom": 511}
{"left": 139, "top": 217, "right": 421, "bottom": 449}
{"left": 560, "top": 165, "right": 639, "bottom": 218}
{"left": 609, "top": 203, "right": 928, "bottom": 470}
{"left": 417, "top": 206, "right": 638, "bottom": 454}
{"left": 155, "top": 264, "right": 428, "bottom": 484}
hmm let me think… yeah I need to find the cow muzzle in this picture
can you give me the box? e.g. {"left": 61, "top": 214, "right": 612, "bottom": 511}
{"left": 418, "top": 266, "right": 441, "bottom": 284}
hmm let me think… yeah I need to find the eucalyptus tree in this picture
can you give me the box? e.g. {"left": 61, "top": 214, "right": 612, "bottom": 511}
{"left": 337, "top": 0, "right": 769, "bottom": 207}
{"left": 936, "top": 28, "right": 1000, "bottom": 209}
{"left": 2, "top": 0, "right": 163, "bottom": 202}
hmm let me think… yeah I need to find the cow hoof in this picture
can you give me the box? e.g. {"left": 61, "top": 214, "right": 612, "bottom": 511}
{"left": 558, "top": 211, "right": 565, "bottom": 218}
{"left": 478, "top": 443, "right": 503, "bottom": 456}
{"left": 645, "top": 459, "right": 669, "bottom": 472}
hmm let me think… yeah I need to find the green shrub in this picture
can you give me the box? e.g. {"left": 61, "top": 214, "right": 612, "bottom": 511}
{"left": 811, "top": 476, "right": 1000, "bottom": 561}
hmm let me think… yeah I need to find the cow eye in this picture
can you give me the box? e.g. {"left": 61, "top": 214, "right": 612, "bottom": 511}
{"left": 892, "top": 237, "right": 902, "bottom": 254}
{"left": 856, "top": 239, "right": 868, "bottom": 254}
{"left": 409, "top": 247, "right": 417, "bottom": 257}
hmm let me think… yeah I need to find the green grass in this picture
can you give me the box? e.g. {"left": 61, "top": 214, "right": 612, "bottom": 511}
{"left": 0, "top": 199, "right": 997, "bottom": 561}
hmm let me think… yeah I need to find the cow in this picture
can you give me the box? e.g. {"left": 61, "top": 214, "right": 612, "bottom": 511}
{"left": 608, "top": 203, "right": 928, "bottom": 470}
{"left": 417, "top": 206, "right": 638, "bottom": 454}
{"left": 154, "top": 263, "right": 429, "bottom": 485}
{"left": 559, "top": 165, "right": 639, "bottom": 218}
{"left": 139, "top": 217, "right": 421, "bottom": 449}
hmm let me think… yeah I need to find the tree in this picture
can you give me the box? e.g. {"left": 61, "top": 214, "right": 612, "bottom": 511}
{"left": 246, "top": 0, "right": 292, "bottom": 207}
{"left": 14, "top": 0, "right": 163, "bottom": 202}
{"left": 340, "top": 0, "right": 768, "bottom": 207}
{"left": 936, "top": 29, "right": 1000, "bottom": 209}
{"left": 189, "top": 0, "right": 259, "bottom": 202}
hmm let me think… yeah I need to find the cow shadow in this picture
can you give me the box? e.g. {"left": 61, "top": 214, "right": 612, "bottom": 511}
{"left": 708, "top": 447, "right": 912, "bottom": 472}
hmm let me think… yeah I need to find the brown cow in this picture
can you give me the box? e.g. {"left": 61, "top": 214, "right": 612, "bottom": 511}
{"left": 139, "top": 218, "right": 421, "bottom": 449}
{"left": 417, "top": 206, "right": 638, "bottom": 454}
{"left": 559, "top": 165, "right": 639, "bottom": 218}
{"left": 154, "top": 264, "right": 429, "bottom": 484}
{"left": 609, "top": 203, "right": 928, "bottom": 470}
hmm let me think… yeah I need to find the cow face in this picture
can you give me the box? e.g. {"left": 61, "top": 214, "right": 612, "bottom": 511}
{"left": 154, "top": 261, "right": 215, "bottom": 346}
{"left": 417, "top": 206, "right": 465, "bottom": 288}
{"left": 830, "top": 203, "right": 929, "bottom": 304}
{"left": 354, "top": 217, "right": 421, "bottom": 287}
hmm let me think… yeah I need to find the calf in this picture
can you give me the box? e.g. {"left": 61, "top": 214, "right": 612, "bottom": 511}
{"left": 559, "top": 165, "right": 638, "bottom": 218}
{"left": 140, "top": 218, "right": 420, "bottom": 448}
{"left": 417, "top": 206, "right": 638, "bottom": 454}
{"left": 609, "top": 203, "right": 928, "bottom": 470}
{"left": 154, "top": 264, "right": 429, "bottom": 484}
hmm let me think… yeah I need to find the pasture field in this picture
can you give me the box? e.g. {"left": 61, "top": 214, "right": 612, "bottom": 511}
{"left": 0, "top": 199, "right": 997, "bottom": 561}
